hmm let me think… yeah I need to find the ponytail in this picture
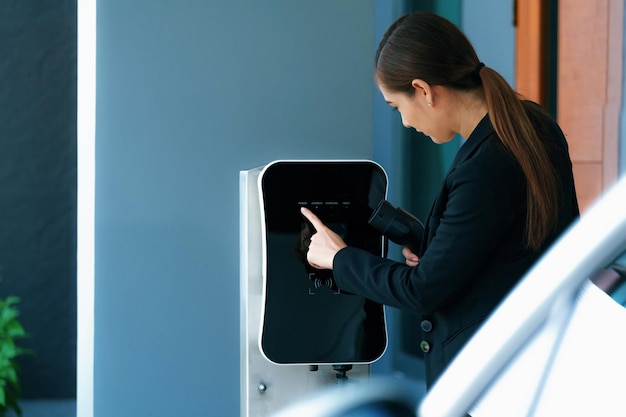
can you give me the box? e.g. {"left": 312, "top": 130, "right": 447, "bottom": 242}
{"left": 478, "top": 67, "right": 559, "bottom": 250}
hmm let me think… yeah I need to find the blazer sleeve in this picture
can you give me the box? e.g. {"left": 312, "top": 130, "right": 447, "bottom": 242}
{"left": 333, "top": 155, "right": 524, "bottom": 314}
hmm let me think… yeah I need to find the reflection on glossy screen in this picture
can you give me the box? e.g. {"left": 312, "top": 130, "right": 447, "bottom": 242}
{"left": 260, "top": 161, "right": 388, "bottom": 365}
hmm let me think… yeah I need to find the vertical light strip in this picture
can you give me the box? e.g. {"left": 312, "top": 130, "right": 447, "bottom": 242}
{"left": 77, "top": 0, "right": 96, "bottom": 416}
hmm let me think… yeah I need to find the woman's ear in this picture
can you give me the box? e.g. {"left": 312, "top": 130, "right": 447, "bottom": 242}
{"left": 411, "top": 79, "right": 433, "bottom": 106}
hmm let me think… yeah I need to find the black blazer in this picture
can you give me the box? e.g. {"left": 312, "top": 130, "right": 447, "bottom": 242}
{"left": 333, "top": 102, "right": 579, "bottom": 387}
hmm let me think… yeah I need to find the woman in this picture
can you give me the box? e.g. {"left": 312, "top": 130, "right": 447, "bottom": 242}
{"left": 301, "top": 11, "right": 579, "bottom": 388}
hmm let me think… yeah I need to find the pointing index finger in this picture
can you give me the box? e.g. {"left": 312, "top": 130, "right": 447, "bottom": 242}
{"left": 300, "top": 207, "right": 324, "bottom": 230}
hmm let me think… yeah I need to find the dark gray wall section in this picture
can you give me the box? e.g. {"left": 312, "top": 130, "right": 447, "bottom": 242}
{"left": 0, "top": 1, "right": 77, "bottom": 398}
{"left": 95, "top": 2, "right": 375, "bottom": 416}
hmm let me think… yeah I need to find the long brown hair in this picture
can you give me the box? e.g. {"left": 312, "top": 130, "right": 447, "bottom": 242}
{"left": 375, "top": 12, "right": 558, "bottom": 250}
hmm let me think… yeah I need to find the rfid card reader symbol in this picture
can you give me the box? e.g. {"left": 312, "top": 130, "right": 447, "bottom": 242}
{"left": 308, "top": 273, "right": 340, "bottom": 295}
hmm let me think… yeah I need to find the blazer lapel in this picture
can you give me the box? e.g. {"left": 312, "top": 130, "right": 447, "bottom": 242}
{"left": 420, "top": 115, "right": 495, "bottom": 252}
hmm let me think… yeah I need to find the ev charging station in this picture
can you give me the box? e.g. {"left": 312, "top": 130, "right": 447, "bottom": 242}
{"left": 239, "top": 160, "right": 389, "bottom": 417}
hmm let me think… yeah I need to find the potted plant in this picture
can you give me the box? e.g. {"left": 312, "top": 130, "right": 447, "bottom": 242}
{"left": 0, "top": 296, "right": 29, "bottom": 416}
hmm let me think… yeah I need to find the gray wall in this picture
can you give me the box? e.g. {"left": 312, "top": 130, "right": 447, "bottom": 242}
{"left": 462, "top": 0, "right": 515, "bottom": 85}
{"left": 94, "top": 2, "right": 375, "bottom": 416}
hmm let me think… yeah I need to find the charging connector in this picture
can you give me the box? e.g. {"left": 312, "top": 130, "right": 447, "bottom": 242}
{"left": 368, "top": 200, "right": 425, "bottom": 255}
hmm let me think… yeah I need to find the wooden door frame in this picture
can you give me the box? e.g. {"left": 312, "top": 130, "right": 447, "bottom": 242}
{"left": 515, "top": 0, "right": 623, "bottom": 211}
{"left": 515, "top": 0, "right": 549, "bottom": 106}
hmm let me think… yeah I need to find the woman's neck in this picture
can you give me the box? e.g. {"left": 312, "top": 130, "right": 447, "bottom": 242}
{"left": 456, "top": 90, "right": 488, "bottom": 139}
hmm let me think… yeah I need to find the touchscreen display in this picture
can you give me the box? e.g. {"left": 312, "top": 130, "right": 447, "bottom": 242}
{"left": 260, "top": 161, "right": 387, "bottom": 364}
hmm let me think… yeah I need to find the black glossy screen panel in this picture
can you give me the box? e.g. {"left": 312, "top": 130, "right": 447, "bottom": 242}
{"left": 260, "top": 161, "right": 387, "bottom": 364}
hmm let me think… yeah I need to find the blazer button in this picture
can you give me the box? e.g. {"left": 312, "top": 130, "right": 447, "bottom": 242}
{"left": 420, "top": 340, "right": 431, "bottom": 353}
{"left": 420, "top": 320, "right": 433, "bottom": 332}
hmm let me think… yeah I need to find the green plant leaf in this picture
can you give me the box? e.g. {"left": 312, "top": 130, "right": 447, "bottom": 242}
{"left": 6, "top": 321, "right": 26, "bottom": 339}
{"left": 0, "top": 295, "right": 29, "bottom": 416}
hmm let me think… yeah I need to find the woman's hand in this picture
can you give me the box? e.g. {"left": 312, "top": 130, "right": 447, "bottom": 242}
{"left": 402, "top": 246, "right": 420, "bottom": 267}
{"left": 300, "top": 207, "right": 347, "bottom": 270}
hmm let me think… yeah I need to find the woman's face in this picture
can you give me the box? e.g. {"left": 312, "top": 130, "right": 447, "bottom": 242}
{"left": 378, "top": 82, "right": 456, "bottom": 144}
